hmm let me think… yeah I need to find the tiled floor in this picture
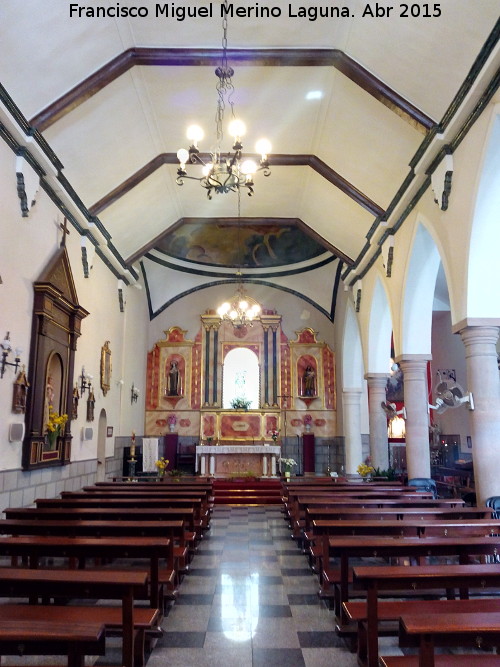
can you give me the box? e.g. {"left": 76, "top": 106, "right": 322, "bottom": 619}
{"left": 149, "top": 504, "right": 361, "bottom": 666}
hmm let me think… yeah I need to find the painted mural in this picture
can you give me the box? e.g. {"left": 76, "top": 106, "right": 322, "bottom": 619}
{"left": 155, "top": 220, "right": 327, "bottom": 268}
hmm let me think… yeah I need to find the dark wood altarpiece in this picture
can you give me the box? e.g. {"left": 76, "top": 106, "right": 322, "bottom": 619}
{"left": 22, "top": 247, "right": 88, "bottom": 470}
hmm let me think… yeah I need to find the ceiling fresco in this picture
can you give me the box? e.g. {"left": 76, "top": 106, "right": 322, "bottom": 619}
{"left": 155, "top": 220, "right": 328, "bottom": 269}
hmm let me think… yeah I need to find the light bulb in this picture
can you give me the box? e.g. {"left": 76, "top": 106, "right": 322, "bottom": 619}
{"left": 255, "top": 138, "right": 271, "bottom": 157}
{"left": 241, "top": 159, "right": 257, "bottom": 175}
{"left": 186, "top": 124, "right": 204, "bottom": 145}
{"left": 229, "top": 309, "right": 238, "bottom": 320}
{"left": 176, "top": 148, "right": 189, "bottom": 165}
{"left": 228, "top": 119, "right": 246, "bottom": 139}
{"left": 202, "top": 163, "right": 212, "bottom": 177}
{"left": 217, "top": 302, "right": 230, "bottom": 316}
{"left": 239, "top": 300, "right": 248, "bottom": 311}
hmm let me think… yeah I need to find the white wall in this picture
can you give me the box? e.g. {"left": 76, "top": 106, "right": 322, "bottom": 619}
{"left": 0, "top": 139, "right": 149, "bottom": 470}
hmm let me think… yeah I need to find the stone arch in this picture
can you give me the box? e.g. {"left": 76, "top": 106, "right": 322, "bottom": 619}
{"left": 467, "top": 108, "right": 500, "bottom": 318}
{"left": 401, "top": 220, "right": 442, "bottom": 356}
{"left": 367, "top": 275, "right": 393, "bottom": 373}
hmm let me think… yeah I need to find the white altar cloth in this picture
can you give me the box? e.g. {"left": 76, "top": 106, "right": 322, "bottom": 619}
{"left": 195, "top": 445, "right": 281, "bottom": 476}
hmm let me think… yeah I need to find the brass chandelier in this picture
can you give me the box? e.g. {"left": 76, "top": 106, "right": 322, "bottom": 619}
{"left": 176, "top": 0, "right": 271, "bottom": 199}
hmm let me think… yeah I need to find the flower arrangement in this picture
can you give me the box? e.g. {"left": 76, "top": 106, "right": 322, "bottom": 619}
{"left": 270, "top": 429, "right": 279, "bottom": 442}
{"left": 280, "top": 457, "right": 297, "bottom": 469}
{"left": 230, "top": 397, "right": 251, "bottom": 410}
{"left": 303, "top": 414, "right": 312, "bottom": 425}
{"left": 46, "top": 406, "right": 68, "bottom": 447}
{"left": 357, "top": 463, "right": 375, "bottom": 478}
{"left": 167, "top": 415, "right": 177, "bottom": 426}
{"left": 155, "top": 457, "right": 169, "bottom": 475}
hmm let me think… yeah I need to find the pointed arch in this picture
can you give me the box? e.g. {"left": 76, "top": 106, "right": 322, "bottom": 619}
{"left": 367, "top": 276, "right": 393, "bottom": 372}
{"left": 401, "top": 222, "right": 442, "bottom": 355}
{"left": 342, "top": 301, "right": 364, "bottom": 387}
{"left": 468, "top": 107, "right": 500, "bottom": 318}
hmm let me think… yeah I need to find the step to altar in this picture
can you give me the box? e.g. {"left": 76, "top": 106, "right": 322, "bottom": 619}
{"left": 212, "top": 478, "right": 283, "bottom": 505}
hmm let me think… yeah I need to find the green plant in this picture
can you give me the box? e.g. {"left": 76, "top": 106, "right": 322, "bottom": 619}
{"left": 168, "top": 468, "right": 184, "bottom": 478}
{"left": 230, "top": 397, "right": 251, "bottom": 410}
{"left": 373, "top": 467, "right": 397, "bottom": 481}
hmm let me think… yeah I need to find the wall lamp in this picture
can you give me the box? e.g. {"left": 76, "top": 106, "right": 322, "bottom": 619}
{"left": 131, "top": 383, "right": 139, "bottom": 404}
{"left": 1, "top": 332, "right": 22, "bottom": 379}
{"left": 79, "top": 366, "right": 93, "bottom": 395}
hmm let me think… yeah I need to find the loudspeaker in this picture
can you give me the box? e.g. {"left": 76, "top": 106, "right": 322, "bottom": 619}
{"left": 9, "top": 422, "right": 25, "bottom": 442}
{"left": 81, "top": 427, "right": 93, "bottom": 441}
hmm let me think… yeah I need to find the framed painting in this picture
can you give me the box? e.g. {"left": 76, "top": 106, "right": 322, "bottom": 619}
{"left": 100, "top": 340, "right": 112, "bottom": 396}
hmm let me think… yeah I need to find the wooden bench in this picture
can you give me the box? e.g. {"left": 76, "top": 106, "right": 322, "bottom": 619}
{"left": 0, "top": 567, "right": 148, "bottom": 667}
{"left": 325, "top": 535, "right": 500, "bottom": 626}
{"left": 0, "top": 535, "right": 172, "bottom": 611}
{"left": 0, "top": 604, "right": 159, "bottom": 667}
{"left": 390, "top": 611, "right": 500, "bottom": 666}
{"left": 344, "top": 597, "right": 500, "bottom": 664}
{"left": 0, "top": 617, "right": 105, "bottom": 667}
{"left": 352, "top": 563, "right": 500, "bottom": 667}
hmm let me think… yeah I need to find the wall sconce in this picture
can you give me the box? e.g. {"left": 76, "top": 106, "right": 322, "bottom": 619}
{"left": 131, "top": 383, "right": 139, "bottom": 404}
{"left": 79, "top": 366, "right": 93, "bottom": 395}
{"left": 1, "top": 332, "right": 22, "bottom": 379}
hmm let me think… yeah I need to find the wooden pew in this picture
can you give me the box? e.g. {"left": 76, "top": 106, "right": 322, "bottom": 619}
{"left": 0, "top": 535, "right": 172, "bottom": 611}
{"left": 393, "top": 611, "right": 500, "bottom": 666}
{"left": 35, "top": 496, "right": 209, "bottom": 535}
{"left": 0, "top": 616, "right": 106, "bottom": 667}
{"left": 324, "top": 535, "right": 500, "bottom": 626}
{"left": 0, "top": 567, "right": 149, "bottom": 667}
{"left": 345, "top": 596, "right": 500, "bottom": 665}
{"left": 352, "top": 564, "right": 500, "bottom": 667}
{"left": 0, "top": 518, "right": 186, "bottom": 589}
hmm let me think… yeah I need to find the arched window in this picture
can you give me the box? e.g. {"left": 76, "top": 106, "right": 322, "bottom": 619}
{"left": 222, "top": 348, "right": 260, "bottom": 409}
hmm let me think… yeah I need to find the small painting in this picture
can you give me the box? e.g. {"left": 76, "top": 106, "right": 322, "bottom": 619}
{"left": 107, "top": 426, "right": 113, "bottom": 437}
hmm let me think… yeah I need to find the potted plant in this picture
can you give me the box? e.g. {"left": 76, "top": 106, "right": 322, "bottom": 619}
{"left": 155, "top": 457, "right": 169, "bottom": 478}
{"left": 280, "top": 457, "right": 297, "bottom": 480}
{"left": 230, "top": 397, "right": 251, "bottom": 411}
{"left": 46, "top": 407, "right": 68, "bottom": 449}
{"left": 167, "top": 414, "right": 177, "bottom": 432}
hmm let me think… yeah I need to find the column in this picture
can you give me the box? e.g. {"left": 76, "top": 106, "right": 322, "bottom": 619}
{"left": 459, "top": 325, "right": 500, "bottom": 505}
{"left": 397, "top": 356, "right": 431, "bottom": 479}
{"left": 365, "top": 374, "right": 389, "bottom": 470}
{"left": 343, "top": 389, "right": 363, "bottom": 475}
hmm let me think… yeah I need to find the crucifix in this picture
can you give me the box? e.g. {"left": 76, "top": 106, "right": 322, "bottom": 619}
{"left": 59, "top": 217, "right": 70, "bottom": 247}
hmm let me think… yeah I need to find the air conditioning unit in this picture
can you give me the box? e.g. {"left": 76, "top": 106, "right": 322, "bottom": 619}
{"left": 81, "top": 427, "right": 93, "bottom": 441}
{"left": 9, "top": 422, "right": 25, "bottom": 442}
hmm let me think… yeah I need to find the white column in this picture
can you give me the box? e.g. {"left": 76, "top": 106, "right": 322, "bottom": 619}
{"left": 343, "top": 388, "right": 363, "bottom": 475}
{"left": 459, "top": 325, "right": 500, "bottom": 505}
{"left": 271, "top": 455, "right": 277, "bottom": 476}
{"left": 397, "top": 356, "right": 431, "bottom": 479}
{"left": 262, "top": 455, "right": 268, "bottom": 477}
{"left": 200, "top": 454, "right": 206, "bottom": 476}
{"left": 365, "top": 374, "right": 389, "bottom": 470}
{"left": 209, "top": 454, "right": 215, "bottom": 476}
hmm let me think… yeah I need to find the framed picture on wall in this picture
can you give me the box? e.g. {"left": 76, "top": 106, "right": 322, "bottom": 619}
{"left": 107, "top": 426, "right": 113, "bottom": 438}
{"left": 100, "top": 340, "right": 112, "bottom": 396}
{"left": 467, "top": 436, "right": 472, "bottom": 449}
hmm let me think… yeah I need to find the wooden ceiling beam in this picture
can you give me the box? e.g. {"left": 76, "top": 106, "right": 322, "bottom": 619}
{"left": 89, "top": 152, "right": 384, "bottom": 219}
{"left": 30, "top": 47, "right": 435, "bottom": 133}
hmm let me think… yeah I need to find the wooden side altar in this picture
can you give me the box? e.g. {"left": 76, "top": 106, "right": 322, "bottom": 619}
{"left": 195, "top": 445, "right": 281, "bottom": 477}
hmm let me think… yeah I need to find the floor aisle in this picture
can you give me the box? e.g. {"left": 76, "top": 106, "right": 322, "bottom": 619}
{"left": 149, "top": 504, "right": 361, "bottom": 666}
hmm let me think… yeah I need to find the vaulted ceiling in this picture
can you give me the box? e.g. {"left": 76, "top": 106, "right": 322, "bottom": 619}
{"left": 2, "top": 1, "right": 499, "bottom": 320}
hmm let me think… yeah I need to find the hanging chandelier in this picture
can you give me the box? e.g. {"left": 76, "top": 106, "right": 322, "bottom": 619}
{"left": 176, "top": 0, "right": 271, "bottom": 199}
{"left": 217, "top": 273, "right": 261, "bottom": 328}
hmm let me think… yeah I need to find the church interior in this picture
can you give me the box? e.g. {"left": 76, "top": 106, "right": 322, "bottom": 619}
{"left": 1, "top": 1, "right": 500, "bottom": 665}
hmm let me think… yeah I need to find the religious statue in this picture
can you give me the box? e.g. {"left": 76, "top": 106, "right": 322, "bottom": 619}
{"left": 12, "top": 366, "right": 29, "bottom": 414}
{"left": 71, "top": 384, "right": 79, "bottom": 420}
{"left": 167, "top": 360, "right": 180, "bottom": 396}
{"left": 43, "top": 375, "right": 55, "bottom": 431}
{"left": 86, "top": 387, "right": 95, "bottom": 422}
{"left": 303, "top": 365, "right": 316, "bottom": 397}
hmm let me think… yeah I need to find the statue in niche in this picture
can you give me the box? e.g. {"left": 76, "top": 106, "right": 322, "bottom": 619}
{"left": 167, "top": 360, "right": 181, "bottom": 396}
{"left": 71, "top": 384, "right": 79, "bottom": 420}
{"left": 43, "top": 375, "right": 55, "bottom": 431}
{"left": 12, "top": 366, "right": 29, "bottom": 414}
{"left": 86, "top": 387, "right": 95, "bottom": 422}
{"left": 303, "top": 365, "right": 316, "bottom": 397}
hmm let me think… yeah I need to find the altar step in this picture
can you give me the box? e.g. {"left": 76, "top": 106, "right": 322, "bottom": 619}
{"left": 212, "top": 479, "right": 283, "bottom": 505}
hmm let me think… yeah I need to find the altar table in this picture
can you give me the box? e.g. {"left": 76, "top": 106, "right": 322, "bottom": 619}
{"left": 195, "top": 445, "right": 281, "bottom": 477}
